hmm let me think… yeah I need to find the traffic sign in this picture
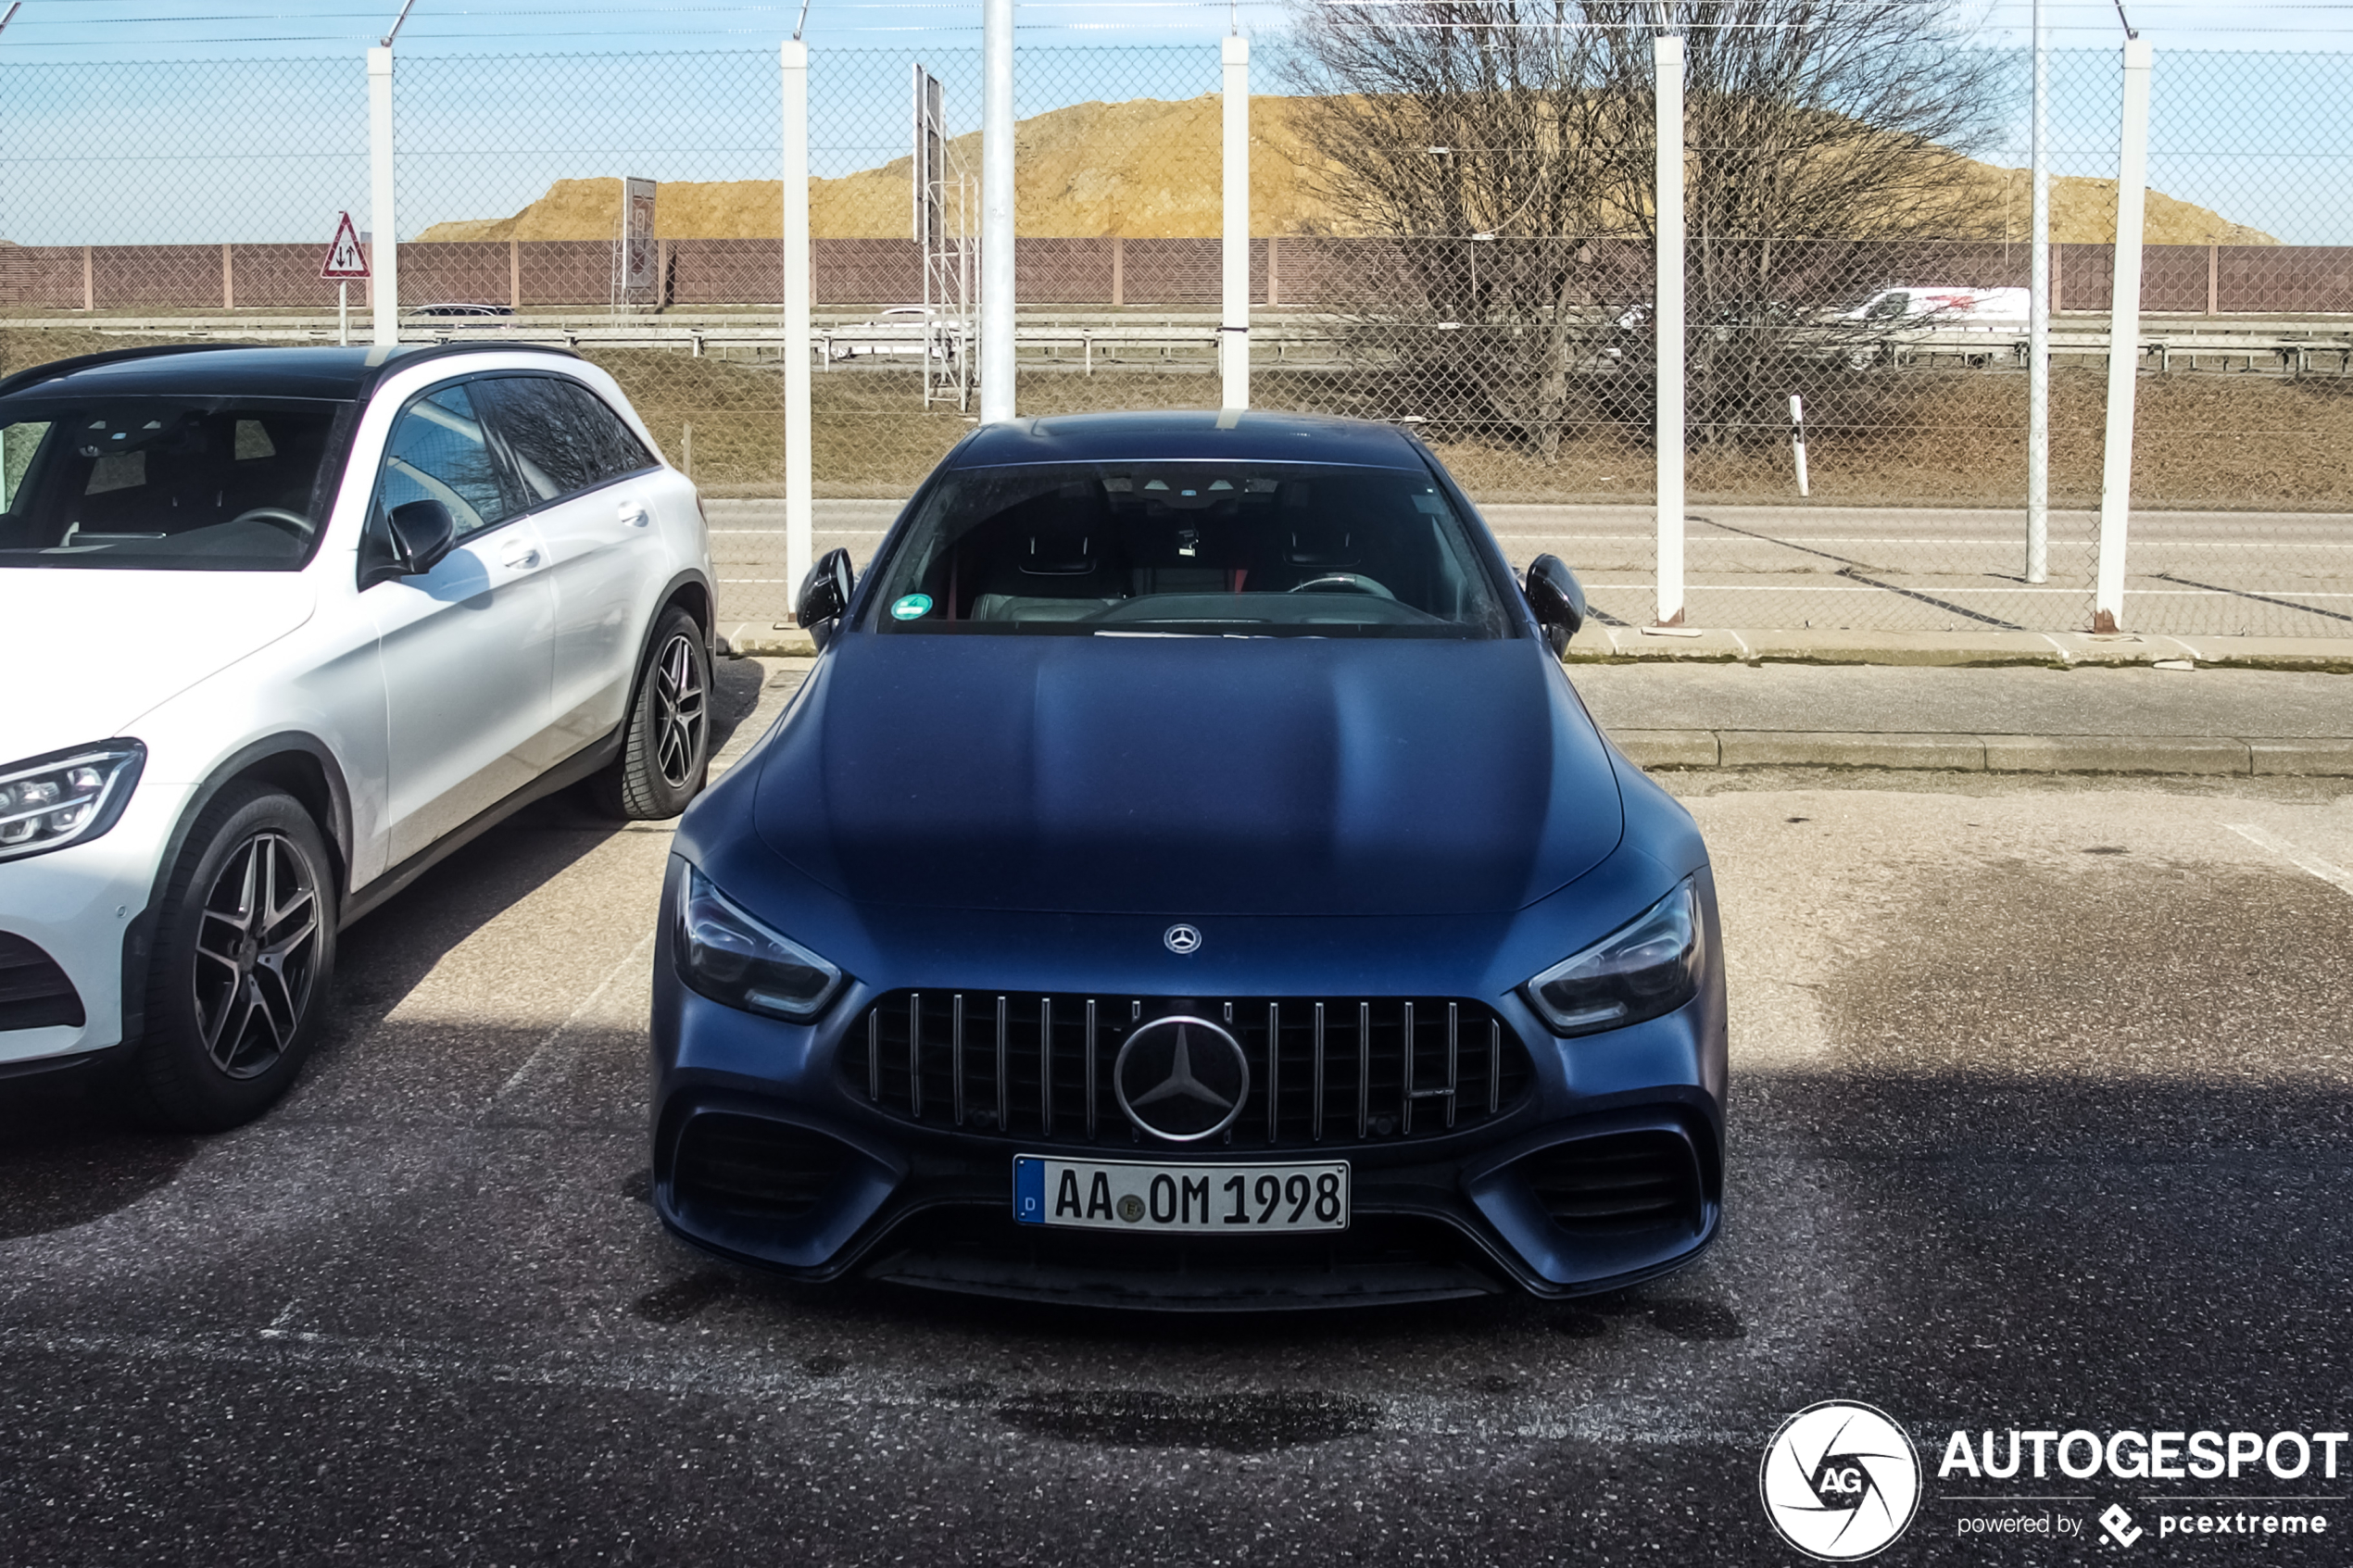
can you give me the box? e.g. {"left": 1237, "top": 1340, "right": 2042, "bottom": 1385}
{"left": 320, "top": 211, "right": 370, "bottom": 280}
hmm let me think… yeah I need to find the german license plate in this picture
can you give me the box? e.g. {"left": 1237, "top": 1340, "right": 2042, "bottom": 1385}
{"left": 1013, "top": 1154, "right": 1350, "bottom": 1234}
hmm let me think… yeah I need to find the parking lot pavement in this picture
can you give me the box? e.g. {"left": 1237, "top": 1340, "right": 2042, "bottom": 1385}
{"left": 4, "top": 741, "right": 2351, "bottom": 1562}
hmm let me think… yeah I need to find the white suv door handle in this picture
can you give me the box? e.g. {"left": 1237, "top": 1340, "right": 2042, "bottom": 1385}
{"left": 501, "top": 540, "right": 541, "bottom": 569}
{"left": 619, "top": 498, "right": 651, "bottom": 529}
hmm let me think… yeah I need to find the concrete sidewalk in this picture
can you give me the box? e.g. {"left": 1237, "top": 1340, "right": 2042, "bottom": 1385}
{"left": 1572, "top": 661, "right": 2353, "bottom": 775}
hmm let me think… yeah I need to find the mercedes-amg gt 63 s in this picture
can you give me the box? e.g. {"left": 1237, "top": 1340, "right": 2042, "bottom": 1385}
{"left": 650, "top": 409, "right": 1726, "bottom": 1309}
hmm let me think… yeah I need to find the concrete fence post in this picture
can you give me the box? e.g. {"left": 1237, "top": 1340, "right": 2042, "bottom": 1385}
{"left": 2094, "top": 38, "right": 2154, "bottom": 633}
{"left": 1221, "top": 34, "right": 1251, "bottom": 410}
{"left": 2026, "top": 0, "right": 2051, "bottom": 583}
{"left": 979, "top": 0, "right": 1015, "bottom": 422}
{"left": 781, "top": 39, "right": 813, "bottom": 609}
{"left": 1654, "top": 33, "right": 1686, "bottom": 628}
{"left": 367, "top": 45, "right": 398, "bottom": 345}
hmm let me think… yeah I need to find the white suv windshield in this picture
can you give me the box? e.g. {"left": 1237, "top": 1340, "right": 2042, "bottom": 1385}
{"left": 0, "top": 396, "right": 347, "bottom": 571}
{"left": 870, "top": 461, "right": 1511, "bottom": 638}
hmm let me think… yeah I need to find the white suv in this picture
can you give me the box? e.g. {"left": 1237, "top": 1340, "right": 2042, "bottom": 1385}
{"left": 0, "top": 344, "right": 715, "bottom": 1128}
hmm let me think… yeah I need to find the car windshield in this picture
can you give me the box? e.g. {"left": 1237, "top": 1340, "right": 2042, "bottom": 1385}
{"left": 869, "top": 461, "right": 1511, "bottom": 637}
{"left": 0, "top": 395, "right": 347, "bottom": 571}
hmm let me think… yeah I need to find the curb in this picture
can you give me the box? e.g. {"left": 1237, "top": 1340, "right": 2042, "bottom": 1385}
{"left": 721, "top": 623, "right": 2353, "bottom": 673}
{"left": 1565, "top": 626, "right": 2353, "bottom": 672}
{"left": 1613, "top": 730, "right": 2353, "bottom": 776}
{"left": 724, "top": 622, "right": 818, "bottom": 658}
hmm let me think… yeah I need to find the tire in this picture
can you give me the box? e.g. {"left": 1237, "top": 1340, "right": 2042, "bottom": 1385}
{"left": 588, "top": 605, "right": 712, "bottom": 821}
{"left": 120, "top": 784, "right": 337, "bottom": 1133}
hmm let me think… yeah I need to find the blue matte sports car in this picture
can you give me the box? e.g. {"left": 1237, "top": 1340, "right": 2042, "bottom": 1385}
{"left": 650, "top": 410, "right": 1726, "bottom": 1309}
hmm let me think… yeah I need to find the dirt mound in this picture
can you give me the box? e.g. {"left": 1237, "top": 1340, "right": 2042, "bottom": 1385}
{"left": 415, "top": 94, "right": 2275, "bottom": 245}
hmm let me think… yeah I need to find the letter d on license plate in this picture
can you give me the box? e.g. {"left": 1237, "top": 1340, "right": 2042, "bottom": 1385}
{"left": 1014, "top": 1155, "right": 1350, "bottom": 1234}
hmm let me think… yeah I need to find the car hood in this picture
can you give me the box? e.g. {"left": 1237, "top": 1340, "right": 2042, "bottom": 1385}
{"left": 0, "top": 571, "right": 317, "bottom": 761}
{"left": 749, "top": 633, "right": 1623, "bottom": 917}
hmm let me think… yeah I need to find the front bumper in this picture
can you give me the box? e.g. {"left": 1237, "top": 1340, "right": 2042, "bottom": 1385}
{"left": 0, "top": 781, "right": 188, "bottom": 1069}
{"left": 649, "top": 863, "right": 1730, "bottom": 1309}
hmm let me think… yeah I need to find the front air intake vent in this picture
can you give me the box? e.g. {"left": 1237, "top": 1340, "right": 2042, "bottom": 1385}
{"left": 843, "top": 992, "right": 1533, "bottom": 1149}
{"left": 672, "top": 1114, "right": 853, "bottom": 1221}
{"left": 1516, "top": 1131, "right": 1704, "bottom": 1237}
{"left": 0, "top": 933, "right": 83, "bottom": 1033}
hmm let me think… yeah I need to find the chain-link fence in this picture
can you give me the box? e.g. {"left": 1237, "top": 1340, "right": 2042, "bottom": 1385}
{"left": 5, "top": 31, "right": 2351, "bottom": 636}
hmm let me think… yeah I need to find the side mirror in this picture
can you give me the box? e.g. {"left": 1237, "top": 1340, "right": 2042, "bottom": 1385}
{"left": 797, "top": 546, "right": 855, "bottom": 649}
{"left": 1524, "top": 553, "right": 1587, "bottom": 658}
{"left": 359, "top": 498, "right": 459, "bottom": 589}
{"left": 388, "top": 499, "right": 457, "bottom": 575}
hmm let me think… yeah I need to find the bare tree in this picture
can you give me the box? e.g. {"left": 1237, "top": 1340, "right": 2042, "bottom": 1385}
{"left": 1283, "top": 0, "right": 2006, "bottom": 456}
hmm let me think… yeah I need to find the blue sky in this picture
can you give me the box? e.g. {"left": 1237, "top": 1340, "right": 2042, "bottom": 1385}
{"left": 3, "top": 3, "right": 2349, "bottom": 245}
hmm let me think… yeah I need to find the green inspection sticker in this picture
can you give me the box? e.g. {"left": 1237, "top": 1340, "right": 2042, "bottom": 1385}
{"left": 890, "top": 594, "right": 934, "bottom": 621}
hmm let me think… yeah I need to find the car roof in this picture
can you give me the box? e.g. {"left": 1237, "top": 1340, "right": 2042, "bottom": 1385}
{"left": 0, "top": 342, "right": 582, "bottom": 403}
{"left": 950, "top": 409, "right": 1432, "bottom": 470}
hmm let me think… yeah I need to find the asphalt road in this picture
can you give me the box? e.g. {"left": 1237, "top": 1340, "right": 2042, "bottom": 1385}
{"left": 4, "top": 663, "right": 2352, "bottom": 1565}
{"left": 708, "top": 499, "right": 2353, "bottom": 640}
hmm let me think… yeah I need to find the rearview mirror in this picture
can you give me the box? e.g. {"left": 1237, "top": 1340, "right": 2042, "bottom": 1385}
{"left": 1524, "top": 554, "right": 1587, "bottom": 658}
{"left": 797, "top": 546, "right": 855, "bottom": 649}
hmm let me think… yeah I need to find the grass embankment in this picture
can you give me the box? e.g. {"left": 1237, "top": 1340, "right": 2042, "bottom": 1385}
{"left": 9, "top": 328, "right": 2350, "bottom": 508}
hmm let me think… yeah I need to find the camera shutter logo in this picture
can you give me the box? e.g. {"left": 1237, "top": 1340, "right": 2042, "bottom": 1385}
{"left": 1758, "top": 1401, "right": 1921, "bottom": 1561}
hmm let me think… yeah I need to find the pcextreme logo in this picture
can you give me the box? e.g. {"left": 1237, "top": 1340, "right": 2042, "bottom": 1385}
{"left": 1759, "top": 1401, "right": 1924, "bottom": 1561}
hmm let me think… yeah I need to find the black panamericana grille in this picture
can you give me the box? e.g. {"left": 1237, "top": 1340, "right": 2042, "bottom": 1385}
{"left": 0, "top": 933, "right": 84, "bottom": 1034}
{"left": 843, "top": 992, "right": 1533, "bottom": 1149}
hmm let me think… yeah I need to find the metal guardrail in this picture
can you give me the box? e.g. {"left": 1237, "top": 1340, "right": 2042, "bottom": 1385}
{"left": 12, "top": 311, "right": 2353, "bottom": 378}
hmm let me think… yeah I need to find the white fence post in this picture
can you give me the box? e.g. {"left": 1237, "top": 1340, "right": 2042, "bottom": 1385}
{"left": 2095, "top": 38, "right": 2153, "bottom": 633}
{"left": 1220, "top": 34, "right": 1251, "bottom": 411}
{"left": 2026, "top": 0, "right": 2051, "bottom": 583}
{"left": 367, "top": 45, "right": 398, "bottom": 346}
{"left": 1654, "top": 33, "right": 1686, "bottom": 628}
{"left": 979, "top": 0, "right": 1016, "bottom": 423}
{"left": 781, "top": 40, "right": 813, "bottom": 608}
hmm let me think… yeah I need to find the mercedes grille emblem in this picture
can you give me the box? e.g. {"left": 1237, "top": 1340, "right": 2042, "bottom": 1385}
{"left": 1163, "top": 923, "right": 1202, "bottom": 955}
{"left": 1113, "top": 1015, "right": 1250, "bottom": 1142}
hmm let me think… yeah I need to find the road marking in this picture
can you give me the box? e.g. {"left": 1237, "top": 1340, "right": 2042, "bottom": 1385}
{"left": 2225, "top": 823, "right": 2353, "bottom": 897}
{"left": 493, "top": 927, "right": 660, "bottom": 1102}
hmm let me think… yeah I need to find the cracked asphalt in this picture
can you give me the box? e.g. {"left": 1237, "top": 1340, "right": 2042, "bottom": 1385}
{"left": 4, "top": 660, "right": 2352, "bottom": 1565}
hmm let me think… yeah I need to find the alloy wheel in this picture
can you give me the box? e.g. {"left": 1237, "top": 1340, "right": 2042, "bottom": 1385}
{"left": 652, "top": 632, "right": 709, "bottom": 790}
{"left": 192, "top": 830, "right": 322, "bottom": 1079}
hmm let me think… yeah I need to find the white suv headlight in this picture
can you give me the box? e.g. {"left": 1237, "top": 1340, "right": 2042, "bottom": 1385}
{"left": 0, "top": 740, "right": 146, "bottom": 862}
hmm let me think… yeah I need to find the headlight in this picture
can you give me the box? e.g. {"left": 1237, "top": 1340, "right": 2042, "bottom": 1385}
{"left": 673, "top": 864, "right": 844, "bottom": 1022}
{"left": 1523, "top": 878, "right": 1704, "bottom": 1036}
{"left": 0, "top": 740, "right": 145, "bottom": 863}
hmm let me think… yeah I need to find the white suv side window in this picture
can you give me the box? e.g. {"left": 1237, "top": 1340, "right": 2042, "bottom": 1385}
{"left": 473, "top": 376, "right": 653, "bottom": 506}
{"left": 379, "top": 383, "right": 510, "bottom": 537}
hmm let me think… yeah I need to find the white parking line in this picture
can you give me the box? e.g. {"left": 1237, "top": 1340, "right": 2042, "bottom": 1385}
{"left": 2225, "top": 824, "right": 2353, "bottom": 898}
{"left": 493, "top": 927, "right": 660, "bottom": 1102}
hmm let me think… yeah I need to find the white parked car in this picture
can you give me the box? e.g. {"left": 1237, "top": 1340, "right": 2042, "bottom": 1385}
{"left": 0, "top": 344, "right": 715, "bottom": 1128}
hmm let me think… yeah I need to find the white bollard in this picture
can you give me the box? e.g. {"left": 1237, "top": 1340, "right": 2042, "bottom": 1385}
{"left": 2095, "top": 38, "right": 2153, "bottom": 633}
{"left": 1790, "top": 394, "right": 1810, "bottom": 498}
